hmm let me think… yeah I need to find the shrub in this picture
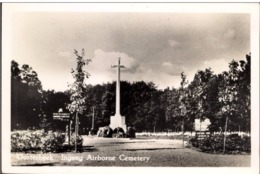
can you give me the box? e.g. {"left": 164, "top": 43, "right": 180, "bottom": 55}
{"left": 41, "top": 131, "right": 66, "bottom": 152}
{"left": 11, "top": 130, "right": 43, "bottom": 152}
{"left": 113, "top": 127, "right": 125, "bottom": 138}
{"left": 126, "top": 126, "right": 136, "bottom": 138}
{"left": 97, "top": 126, "right": 113, "bottom": 138}
{"left": 189, "top": 137, "right": 199, "bottom": 148}
{"left": 241, "top": 135, "right": 251, "bottom": 152}
{"left": 189, "top": 134, "right": 251, "bottom": 154}
{"left": 70, "top": 133, "right": 83, "bottom": 150}
{"left": 11, "top": 130, "right": 65, "bottom": 152}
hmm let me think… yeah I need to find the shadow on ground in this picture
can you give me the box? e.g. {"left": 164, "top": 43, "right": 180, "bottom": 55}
{"left": 81, "top": 146, "right": 97, "bottom": 152}
{"left": 108, "top": 141, "right": 155, "bottom": 144}
{"left": 121, "top": 147, "right": 181, "bottom": 151}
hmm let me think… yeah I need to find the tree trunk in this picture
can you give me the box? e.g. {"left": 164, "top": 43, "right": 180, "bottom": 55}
{"left": 182, "top": 118, "right": 184, "bottom": 148}
{"left": 68, "top": 120, "right": 71, "bottom": 147}
{"left": 75, "top": 112, "right": 79, "bottom": 152}
{"left": 223, "top": 115, "right": 228, "bottom": 154}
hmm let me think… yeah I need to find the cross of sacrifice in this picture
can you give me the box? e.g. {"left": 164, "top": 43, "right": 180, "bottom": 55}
{"left": 110, "top": 57, "right": 127, "bottom": 131}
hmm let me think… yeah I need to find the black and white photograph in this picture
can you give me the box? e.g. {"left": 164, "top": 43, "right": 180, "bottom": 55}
{"left": 1, "top": 3, "right": 259, "bottom": 174}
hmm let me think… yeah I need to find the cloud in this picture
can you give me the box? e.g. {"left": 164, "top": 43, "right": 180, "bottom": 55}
{"left": 130, "top": 65, "right": 181, "bottom": 89}
{"left": 91, "top": 49, "right": 139, "bottom": 72}
{"left": 58, "top": 51, "right": 71, "bottom": 58}
{"left": 206, "top": 35, "right": 230, "bottom": 49}
{"left": 224, "top": 29, "right": 235, "bottom": 39}
{"left": 85, "top": 49, "right": 140, "bottom": 84}
{"left": 186, "top": 58, "right": 230, "bottom": 86}
{"left": 160, "top": 61, "right": 185, "bottom": 76}
{"left": 86, "top": 51, "right": 182, "bottom": 89}
{"left": 168, "top": 39, "right": 181, "bottom": 48}
{"left": 199, "top": 58, "right": 230, "bottom": 75}
{"left": 206, "top": 29, "right": 236, "bottom": 50}
{"left": 206, "top": 59, "right": 230, "bottom": 74}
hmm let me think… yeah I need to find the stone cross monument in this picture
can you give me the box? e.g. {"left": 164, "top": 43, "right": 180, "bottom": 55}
{"left": 110, "top": 57, "right": 127, "bottom": 132}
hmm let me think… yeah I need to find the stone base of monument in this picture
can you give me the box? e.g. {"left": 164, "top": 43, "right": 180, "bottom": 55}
{"left": 109, "top": 115, "right": 127, "bottom": 133}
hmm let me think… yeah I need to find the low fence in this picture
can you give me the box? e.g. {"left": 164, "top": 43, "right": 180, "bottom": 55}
{"left": 136, "top": 132, "right": 195, "bottom": 137}
{"left": 135, "top": 131, "right": 250, "bottom": 137}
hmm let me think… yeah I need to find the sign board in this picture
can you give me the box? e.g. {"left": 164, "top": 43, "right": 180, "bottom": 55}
{"left": 195, "top": 118, "right": 211, "bottom": 131}
{"left": 196, "top": 131, "right": 211, "bottom": 140}
{"left": 53, "top": 113, "right": 70, "bottom": 121}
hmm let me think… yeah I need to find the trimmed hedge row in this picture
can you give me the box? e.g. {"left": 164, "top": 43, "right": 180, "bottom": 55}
{"left": 189, "top": 134, "right": 251, "bottom": 154}
{"left": 11, "top": 130, "right": 83, "bottom": 152}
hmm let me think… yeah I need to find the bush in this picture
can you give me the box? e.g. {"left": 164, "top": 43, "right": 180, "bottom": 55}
{"left": 11, "top": 130, "right": 43, "bottom": 152}
{"left": 113, "top": 127, "right": 125, "bottom": 138}
{"left": 126, "top": 126, "right": 136, "bottom": 138}
{"left": 11, "top": 130, "right": 65, "bottom": 152}
{"left": 241, "top": 135, "right": 251, "bottom": 152}
{"left": 70, "top": 133, "right": 83, "bottom": 149}
{"left": 189, "top": 137, "right": 199, "bottom": 148}
{"left": 97, "top": 126, "right": 113, "bottom": 138}
{"left": 41, "top": 131, "right": 66, "bottom": 152}
{"left": 189, "top": 134, "right": 251, "bottom": 154}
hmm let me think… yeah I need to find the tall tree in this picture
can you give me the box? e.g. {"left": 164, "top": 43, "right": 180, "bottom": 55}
{"left": 177, "top": 72, "right": 189, "bottom": 147}
{"left": 218, "top": 60, "right": 241, "bottom": 153}
{"left": 67, "top": 49, "right": 91, "bottom": 151}
{"left": 237, "top": 54, "right": 251, "bottom": 132}
{"left": 41, "top": 90, "right": 70, "bottom": 131}
{"left": 11, "top": 60, "right": 43, "bottom": 130}
{"left": 189, "top": 68, "right": 220, "bottom": 132}
{"left": 165, "top": 88, "right": 181, "bottom": 131}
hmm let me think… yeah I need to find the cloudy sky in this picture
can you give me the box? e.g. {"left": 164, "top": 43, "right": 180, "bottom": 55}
{"left": 10, "top": 11, "right": 250, "bottom": 91}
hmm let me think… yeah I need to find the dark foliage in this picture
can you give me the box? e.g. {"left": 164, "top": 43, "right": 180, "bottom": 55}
{"left": 126, "top": 126, "right": 136, "bottom": 138}
{"left": 11, "top": 53, "right": 250, "bottom": 133}
{"left": 70, "top": 133, "right": 84, "bottom": 150}
{"left": 97, "top": 126, "right": 113, "bottom": 138}
{"left": 113, "top": 127, "right": 126, "bottom": 138}
{"left": 189, "top": 134, "right": 251, "bottom": 154}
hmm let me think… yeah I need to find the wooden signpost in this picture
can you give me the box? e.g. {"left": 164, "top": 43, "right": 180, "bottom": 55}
{"left": 53, "top": 113, "right": 70, "bottom": 121}
{"left": 195, "top": 118, "right": 211, "bottom": 140}
{"left": 53, "top": 112, "right": 71, "bottom": 146}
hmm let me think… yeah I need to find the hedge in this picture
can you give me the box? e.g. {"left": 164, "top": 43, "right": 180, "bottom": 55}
{"left": 189, "top": 134, "right": 251, "bottom": 154}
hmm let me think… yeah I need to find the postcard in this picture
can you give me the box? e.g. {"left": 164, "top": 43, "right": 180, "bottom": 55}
{"left": 2, "top": 3, "right": 259, "bottom": 174}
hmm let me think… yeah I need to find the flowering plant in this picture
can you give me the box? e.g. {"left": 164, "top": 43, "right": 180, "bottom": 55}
{"left": 11, "top": 130, "right": 65, "bottom": 152}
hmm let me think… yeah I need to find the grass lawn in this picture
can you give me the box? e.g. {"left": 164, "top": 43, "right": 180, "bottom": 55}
{"left": 11, "top": 136, "right": 250, "bottom": 167}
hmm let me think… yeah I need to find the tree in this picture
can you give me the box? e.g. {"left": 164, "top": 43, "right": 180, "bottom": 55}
{"left": 189, "top": 68, "right": 221, "bottom": 132}
{"left": 165, "top": 88, "right": 181, "bottom": 131}
{"left": 218, "top": 60, "right": 241, "bottom": 154}
{"left": 152, "top": 90, "right": 168, "bottom": 131}
{"left": 237, "top": 54, "right": 251, "bottom": 132}
{"left": 67, "top": 49, "right": 91, "bottom": 152}
{"left": 41, "top": 90, "right": 70, "bottom": 131}
{"left": 11, "top": 60, "right": 22, "bottom": 130}
{"left": 178, "top": 72, "right": 189, "bottom": 147}
{"left": 11, "top": 60, "right": 43, "bottom": 130}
